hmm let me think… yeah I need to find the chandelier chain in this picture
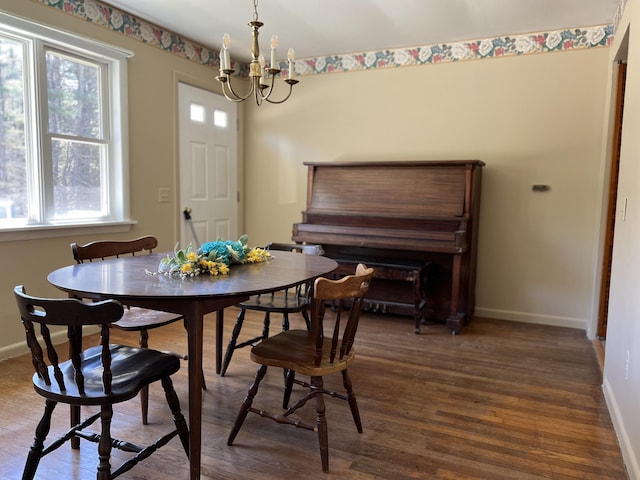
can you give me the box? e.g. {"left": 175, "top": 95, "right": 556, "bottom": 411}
{"left": 253, "top": 0, "right": 259, "bottom": 22}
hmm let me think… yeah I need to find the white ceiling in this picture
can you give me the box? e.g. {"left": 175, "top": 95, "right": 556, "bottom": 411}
{"left": 104, "top": 0, "right": 620, "bottom": 62}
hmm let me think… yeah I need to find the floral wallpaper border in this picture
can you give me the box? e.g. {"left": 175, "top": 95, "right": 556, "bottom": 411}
{"left": 296, "top": 26, "right": 612, "bottom": 76}
{"left": 37, "top": 0, "right": 614, "bottom": 78}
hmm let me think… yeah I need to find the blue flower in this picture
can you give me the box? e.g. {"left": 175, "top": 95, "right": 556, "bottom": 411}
{"left": 198, "top": 239, "right": 247, "bottom": 265}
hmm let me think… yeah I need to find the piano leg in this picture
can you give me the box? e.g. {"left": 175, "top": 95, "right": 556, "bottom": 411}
{"left": 414, "top": 266, "right": 426, "bottom": 334}
{"left": 447, "top": 313, "right": 465, "bottom": 335}
{"left": 447, "top": 255, "right": 464, "bottom": 335}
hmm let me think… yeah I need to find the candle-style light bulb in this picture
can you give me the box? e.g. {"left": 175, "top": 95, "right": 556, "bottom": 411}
{"left": 270, "top": 35, "right": 278, "bottom": 69}
{"left": 221, "top": 32, "right": 231, "bottom": 70}
{"left": 287, "top": 48, "right": 295, "bottom": 79}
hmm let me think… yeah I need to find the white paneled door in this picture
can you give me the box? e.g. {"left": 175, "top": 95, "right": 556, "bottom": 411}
{"left": 178, "top": 83, "right": 238, "bottom": 247}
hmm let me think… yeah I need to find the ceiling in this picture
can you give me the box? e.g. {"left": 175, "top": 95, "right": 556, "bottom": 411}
{"left": 103, "top": 0, "right": 620, "bottom": 62}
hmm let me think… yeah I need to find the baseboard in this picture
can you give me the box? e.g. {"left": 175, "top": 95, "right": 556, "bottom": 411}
{"left": 474, "top": 307, "right": 588, "bottom": 331}
{"left": 0, "top": 340, "right": 32, "bottom": 362}
{"left": 603, "top": 378, "right": 639, "bottom": 480}
{"left": 0, "top": 326, "right": 100, "bottom": 362}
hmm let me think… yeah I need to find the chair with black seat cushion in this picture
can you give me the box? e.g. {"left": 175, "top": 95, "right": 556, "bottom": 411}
{"left": 13, "top": 285, "right": 190, "bottom": 480}
{"left": 219, "top": 243, "right": 323, "bottom": 376}
{"left": 71, "top": 235, "right": 204, "bottom": 425}
{"left": 227, "top": 263, "right": 374, "bottom": 473}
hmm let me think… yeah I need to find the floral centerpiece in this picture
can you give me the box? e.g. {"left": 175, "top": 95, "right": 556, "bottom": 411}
{"left": 157, "top": 234, "right": 270, "bottom": 278}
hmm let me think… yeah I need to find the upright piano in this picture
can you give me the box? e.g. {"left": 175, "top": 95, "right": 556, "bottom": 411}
{"left": 292, "top": 160, "right": 484, "bottom": 334}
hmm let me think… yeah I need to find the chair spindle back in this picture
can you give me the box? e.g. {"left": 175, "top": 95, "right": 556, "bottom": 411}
{"left": 14, "top": 285, "right": 124, "bottom": 395}
{"left": 310, "top": 264, "right": 373, "bottom": 366}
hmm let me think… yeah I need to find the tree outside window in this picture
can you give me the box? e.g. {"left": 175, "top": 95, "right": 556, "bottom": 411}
{"left": 0, "top": 36, "right": 27, "bottom": 221}
{"left": 0, "top": 12, "right": 131, "bottom": 232}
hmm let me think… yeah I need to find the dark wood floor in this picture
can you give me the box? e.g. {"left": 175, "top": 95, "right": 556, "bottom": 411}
{"left": 0, "top": 309, "right": 628, "bottom": 479}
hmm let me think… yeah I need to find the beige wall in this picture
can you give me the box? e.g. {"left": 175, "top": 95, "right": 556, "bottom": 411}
{"left": 0, "top": 0, "right": 239, "bottom": 356}
{"left": 244, "top": 48, "right": 610, "bottom": 331}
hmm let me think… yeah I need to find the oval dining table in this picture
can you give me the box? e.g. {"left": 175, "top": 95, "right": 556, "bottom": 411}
{"left": 48, "top": 250, "right": 338, "bottom": 479}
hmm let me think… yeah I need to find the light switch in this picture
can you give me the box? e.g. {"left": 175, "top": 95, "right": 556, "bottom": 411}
{"left": 158, "top": 188, "right": 170, "bottom": 203}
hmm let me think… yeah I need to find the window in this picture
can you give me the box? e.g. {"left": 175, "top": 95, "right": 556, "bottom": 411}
{"left": 0, "top": 12, "right": 132, "bottom": 237}
{"left": 190, "top": 103, "right": 206, "bottom": 123}
{"left": 213, "top": 109, "right": 228, "bottom": 128}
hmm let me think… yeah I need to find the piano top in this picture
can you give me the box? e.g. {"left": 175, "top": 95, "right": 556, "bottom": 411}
{"left": 303, "top": 160, "right": 485, "bottom": 167}
{"left": 303, "top": 160, "right": 484, "bottom": 218}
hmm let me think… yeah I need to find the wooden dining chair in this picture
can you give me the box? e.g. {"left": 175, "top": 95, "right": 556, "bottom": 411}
{"left": 219, "top": 243, "right": 323, "bottom": 376}
{"left": 227, "top": 263, "right": 374, "bottom": 473}
{"left": 13, "top": 285, "right": 190, "bottom": 480}
{"left": 71, "top": 235, "right": 203, "bottom": 425}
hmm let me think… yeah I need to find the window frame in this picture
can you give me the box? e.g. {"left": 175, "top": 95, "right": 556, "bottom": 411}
{"left": 0, "top": 11, "right": 134, "bottom": 241}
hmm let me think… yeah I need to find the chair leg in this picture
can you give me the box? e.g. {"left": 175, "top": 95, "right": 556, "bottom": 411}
{"left": 281, "top": 312, "right": 290, "bottom": 331}
{"left": 228, "top": 364, "right": 268, "bottom": 445}
{"left": 342, "top": 369, "right": 362, "bottom": 433}
{"left": 139, "top": 385, "right": 149, "bottom": 426}
{"left": 301, "top": 309, "right": 311, "bottom": 331}
{"left": 283, "top": 369, "right": 296, "bottom": 409}
{"left": 139, "top": 329, "right": 150, "bottom": 425}
{"left": 97, "top": 404, "right": 113, "bottom": 480}
{"left": 161, "top": 376, "right": 190, "bottom": 456}
{"left": 222, "top": 308, "right": 273, "bottom": 376}
{"left": 279, "top": 313, "right": 291, "bottom": 386}
{"left": 312, "top": 376, "right": 329, "bottom": 473}
{"left": 69, "top": 325, "right": 82, "bottom": 449}
{"left": 221, "top": 308, "right": 247, "bottom": 376}
{"left": 22, "top": 399, "right": 56, "bottom": 480}
{"left": 70, "top": 404, "right": 81, "bottom": 449}
{"left": 261, "top": 312, "right": 271, "bottom": 339}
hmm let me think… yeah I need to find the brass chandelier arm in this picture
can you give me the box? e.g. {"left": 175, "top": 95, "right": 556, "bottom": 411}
{"left": 217, "top": 70, "right": 298, "bottom": 105}
{"left": 218, "top": 74, "right": 255, "bottom": 103}
{"left": 264, "top": 79, "right": 299, "bottom": 104}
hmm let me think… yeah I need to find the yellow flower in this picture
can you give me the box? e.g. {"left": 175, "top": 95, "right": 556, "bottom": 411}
{"left": 187, "top": 251, "right": 198, "bottom": 262}
{"left": 219, "top": 264, "right": 230, "bottom": 274}
{"left": 181, "top": 263, "right": 192, "bottom": 273}
{"left": 246, "top": 248, "right": 270, "bottom": 263}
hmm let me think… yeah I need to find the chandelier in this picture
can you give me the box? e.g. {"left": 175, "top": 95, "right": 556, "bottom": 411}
{"left": 215, "top": 0, "right": 299, "bottom": 105}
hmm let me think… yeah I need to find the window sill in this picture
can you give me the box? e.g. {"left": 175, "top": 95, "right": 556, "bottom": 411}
{"left": 0, "top": 220, "right": 137, "bottom": 242}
